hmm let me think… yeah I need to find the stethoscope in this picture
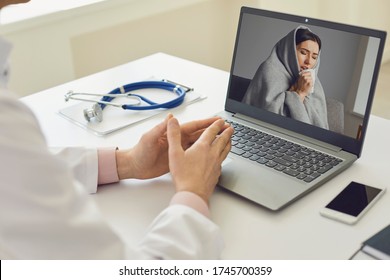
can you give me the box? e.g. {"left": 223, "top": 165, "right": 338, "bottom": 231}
{"left": 64, "top": 80, "right": 189, "bottom": 122}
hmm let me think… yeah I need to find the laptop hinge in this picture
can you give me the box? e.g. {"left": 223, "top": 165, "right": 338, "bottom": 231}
{"left": 232, "top": 113, "right": 342, "bottom": 153}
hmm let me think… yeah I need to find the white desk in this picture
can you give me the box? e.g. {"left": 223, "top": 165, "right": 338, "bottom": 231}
{"left": 22, "top": 53, "right": 390, "bottom": 259}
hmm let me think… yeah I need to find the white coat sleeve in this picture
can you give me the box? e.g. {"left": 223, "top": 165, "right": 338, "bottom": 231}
{"left": 0, "top": 94, "right": 128, "bottom": 259}
{"left": 138, "top": 205, "right": 224, "bottom": 259}
{"left": 49, "top": 147, "right": 99, "bottom": 194}
{"left": 0, "top": 93, "right": 223, "bottom": 259}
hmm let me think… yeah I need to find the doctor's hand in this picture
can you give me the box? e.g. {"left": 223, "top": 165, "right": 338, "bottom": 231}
{"left": 167, "top": 117, "right": 233, "bottom": 204}
{"left": 115, "top": 114, "right": 229, "bottom": 180}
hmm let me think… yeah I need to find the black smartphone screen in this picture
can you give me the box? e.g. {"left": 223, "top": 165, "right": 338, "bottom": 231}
{"left": 325, "top": 182, "right": 383, "bottom": 217}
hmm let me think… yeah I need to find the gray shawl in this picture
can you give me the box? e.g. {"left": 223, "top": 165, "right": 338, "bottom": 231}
{"left": 242, "top": 26, "right": 329, "bottom": 129}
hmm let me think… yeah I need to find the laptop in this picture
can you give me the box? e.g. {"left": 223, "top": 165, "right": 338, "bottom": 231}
{"left": 217, "top": 7, "right": 387, "bottom": 210}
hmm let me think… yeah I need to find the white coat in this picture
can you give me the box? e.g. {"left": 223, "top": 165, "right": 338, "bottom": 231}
{"left": 0, "top": 91, "right": 224, "bottom": 259}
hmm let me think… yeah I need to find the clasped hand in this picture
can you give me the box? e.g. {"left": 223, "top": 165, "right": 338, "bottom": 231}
{"left": 289, "top": 71, "right": 313, "bottom": 102}
{"left": 115, "top": 114, "right": 234, "bottom": 203}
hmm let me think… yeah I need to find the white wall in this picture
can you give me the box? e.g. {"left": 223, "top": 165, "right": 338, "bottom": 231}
{"left": 0, "top": 0, "right": 389, "bottom": 97}
{"left": 1, "top": 0, "right": 257, "bottom": 96}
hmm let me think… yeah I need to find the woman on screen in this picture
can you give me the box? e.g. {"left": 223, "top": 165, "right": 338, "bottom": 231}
{"left": 243, "top": 26, "right": 329, "bottom": 129}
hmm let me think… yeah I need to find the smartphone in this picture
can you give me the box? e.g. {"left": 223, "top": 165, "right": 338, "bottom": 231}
{"left": 320, "top": 181, "right": 385, "bottom": 224}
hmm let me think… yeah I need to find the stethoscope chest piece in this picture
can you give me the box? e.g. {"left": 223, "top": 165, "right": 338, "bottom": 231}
{"left": 84, "top": 103, "right": 103, "bottom": 122}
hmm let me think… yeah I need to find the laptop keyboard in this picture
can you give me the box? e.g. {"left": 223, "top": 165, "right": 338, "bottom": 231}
{"left": 226, "top": 120, "right": 342, "bottom": 183}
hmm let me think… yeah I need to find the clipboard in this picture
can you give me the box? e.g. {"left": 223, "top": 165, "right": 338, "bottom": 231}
{"left": 58, "top": 83, "right": 206, "bottom": 136}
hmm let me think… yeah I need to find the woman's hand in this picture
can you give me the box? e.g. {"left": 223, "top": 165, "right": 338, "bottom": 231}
{"left": 167, "top": 117, "right": 234, "bottom": 204}
{"left": 290, "top": 71, "right": 313, "bottom": 102}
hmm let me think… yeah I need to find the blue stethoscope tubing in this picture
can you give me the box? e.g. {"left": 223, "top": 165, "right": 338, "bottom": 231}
{"left": 100, "top": 80, "right": 186, "bottom": 110}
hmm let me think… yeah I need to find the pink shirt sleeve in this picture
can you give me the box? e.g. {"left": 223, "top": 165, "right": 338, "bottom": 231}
{"left": 97, "top": 148, "right": 119, "bottom": 185}
{"left": 170, "top": 191, "right": 211, "bottom": 218}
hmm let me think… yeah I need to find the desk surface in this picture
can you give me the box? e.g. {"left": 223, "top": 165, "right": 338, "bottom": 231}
{"left": 22, "top": 53, "right": 390, "bottom": 259}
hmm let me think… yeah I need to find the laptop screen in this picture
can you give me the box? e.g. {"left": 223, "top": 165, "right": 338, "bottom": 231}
{"left": 225, "top": 7, "right": 386, "bottom": 157}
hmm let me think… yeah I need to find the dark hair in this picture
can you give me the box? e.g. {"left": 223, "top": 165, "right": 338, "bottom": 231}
{"left": 296, "top": 28, "right": 321, "bottom": 50}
